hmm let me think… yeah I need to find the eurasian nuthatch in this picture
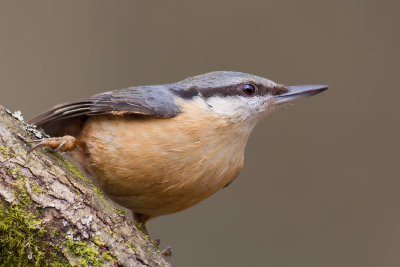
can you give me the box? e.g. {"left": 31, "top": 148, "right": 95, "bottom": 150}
{"left": 29, "top": 71, "right": 327, "bottom": 229}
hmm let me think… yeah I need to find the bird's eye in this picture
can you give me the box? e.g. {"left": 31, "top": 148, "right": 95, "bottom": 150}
{"left": 242, "top": 84, "right": 256, "bottom": 95}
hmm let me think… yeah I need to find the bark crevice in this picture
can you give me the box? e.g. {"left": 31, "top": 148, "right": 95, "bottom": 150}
{"left": 0, "top": 106, "right": 169, "bottom": 266}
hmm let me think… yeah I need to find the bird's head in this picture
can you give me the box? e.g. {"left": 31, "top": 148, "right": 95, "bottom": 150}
{"left": 173, "top": 71, "right": 327, "bottom": 130}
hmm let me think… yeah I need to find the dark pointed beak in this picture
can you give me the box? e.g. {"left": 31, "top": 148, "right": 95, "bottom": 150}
{"left": 274, "top": 84, "right": 328, "bottom": 104}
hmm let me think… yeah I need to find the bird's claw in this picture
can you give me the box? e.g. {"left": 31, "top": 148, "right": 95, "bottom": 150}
{"left": 27, "top": 135, "right": 78, "bottom": 155}
{"left": 161, "top": 247, "right": 172, "bottom": 259}
{"left": 152, "top": 239, "right": 161, "bottom": 247}
{"left": 55, "top": 141, "right": 67, "bottom": 152}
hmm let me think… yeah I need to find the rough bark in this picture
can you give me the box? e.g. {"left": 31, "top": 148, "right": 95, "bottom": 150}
{"left": 0, "top": 106, "right": 170, "bottom": 266}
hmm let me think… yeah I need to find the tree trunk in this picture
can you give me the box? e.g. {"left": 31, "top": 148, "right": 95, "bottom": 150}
{"left": 0, "top": 106, "right": 169, "bottom": 266}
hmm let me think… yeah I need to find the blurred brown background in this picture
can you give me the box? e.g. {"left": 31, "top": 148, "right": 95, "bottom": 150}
{"left": 1, "top": 0, "right": 399, "bottom": 266}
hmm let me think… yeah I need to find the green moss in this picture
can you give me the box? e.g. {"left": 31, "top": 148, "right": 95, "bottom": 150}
{"left": 61, "top": 157, "right": 88, "bottom": 182}
{"left": 136, "top": 222, "right": 150, "bottom": 240}
{"left": 8, "top": 168, "right": 32, "bottom": 207}
{"left": 52, "top": 229, "right": 59, "bottom": 236}
{"left": 0, "top": 167, "right": 69, "bottom": 266}
{"left": 0, "top": 200, "right": 46, "bottom": 266}
{"left": 65, "top": 238, "right": 101, "bottom": 266}
{"left": 32, "top": 183, "right": 44, "bottom": 194}
{"left": 150, "top": 240, "right": 161, "bottom": 253}
{"left": 65, "top": 237, "right": 117, "bottom": 266}
{"left": 0, "top": 145, "right": 16, "bottom": 160}
{"left": 113, "top": 207, "right": 127, "bottom": 215}
{"left": 59, "top": 156, "right": 105, "bottom": 199}
{"left": 93, "top": 187, "right": 105, "bottom": 198}
{"left": 93, "top": 236, "right": 105, "bottom": 246}
{"left": 125, "top": 242, "right": 136, "bottom": 252}
{"left": 100, "top": 251, "right": 117, "bottom": 262}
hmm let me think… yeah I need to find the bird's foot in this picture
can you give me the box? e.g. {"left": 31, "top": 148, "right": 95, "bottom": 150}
{"left": 133, "top": 212, "right": 172, "bottom": 259}
{"left": 151, "top": 239, "right": 172, "bottom": 259}
{"left": 137, "top": 226, "right": 172, "bottom": 259}
{"left": 28, "top": 135, "right": 79, "bottom": 154}
{"left": 161, "top": 247, "right": 172, "bottom": 259}
{"left": 137, "top": 227, "right": 172, "bottom": 259}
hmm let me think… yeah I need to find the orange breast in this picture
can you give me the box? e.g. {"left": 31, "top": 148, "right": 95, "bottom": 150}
{"left": 75, "top": 98, "right": 252, "bottom": 217}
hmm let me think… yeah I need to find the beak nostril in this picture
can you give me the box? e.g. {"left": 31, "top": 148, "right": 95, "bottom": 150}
{"left": 272, "top": 84, "right": 289, "bottom": 96}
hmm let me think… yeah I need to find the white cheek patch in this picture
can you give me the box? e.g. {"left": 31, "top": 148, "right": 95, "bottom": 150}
{"left": 205, "top": 95, "right": 275, "bottom": 122}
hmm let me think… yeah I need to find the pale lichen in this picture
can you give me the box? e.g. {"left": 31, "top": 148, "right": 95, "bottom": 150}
{"left": 11, "top": 110, "right": 24, "bottom": 122}
{"left": 25, "top": 124, "right": 48, "bottom": 139}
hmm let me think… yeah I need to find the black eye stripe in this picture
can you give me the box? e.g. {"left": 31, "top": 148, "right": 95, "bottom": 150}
{"left": 172, "top": 84, "right": 283, "bottom": 99}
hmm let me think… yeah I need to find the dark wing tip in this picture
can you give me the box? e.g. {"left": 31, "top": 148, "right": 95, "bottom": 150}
{"left": 29, "top": 101, "right": 94, "bottom": 126}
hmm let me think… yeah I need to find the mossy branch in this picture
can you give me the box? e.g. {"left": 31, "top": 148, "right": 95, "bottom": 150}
{"left": 0, "top": 106, "right": 169, "bottom": 266}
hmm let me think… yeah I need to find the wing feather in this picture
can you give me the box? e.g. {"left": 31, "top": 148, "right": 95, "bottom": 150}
{"left": 30, "top": 85, "right": 181, "bottom": 135}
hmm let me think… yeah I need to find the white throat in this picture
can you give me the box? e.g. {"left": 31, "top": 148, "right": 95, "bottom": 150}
{"left": 205, "top": 95, "right": 276, "bottom": 123}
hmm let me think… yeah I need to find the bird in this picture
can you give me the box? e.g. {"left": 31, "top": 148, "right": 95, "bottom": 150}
{"left": 29, "top": 71, "right": 327, "bottom": 236}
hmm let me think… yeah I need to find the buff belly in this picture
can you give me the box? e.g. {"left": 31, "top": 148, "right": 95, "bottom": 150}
{"left": 75, "top": 103, "right": 250, "bottom": 218}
